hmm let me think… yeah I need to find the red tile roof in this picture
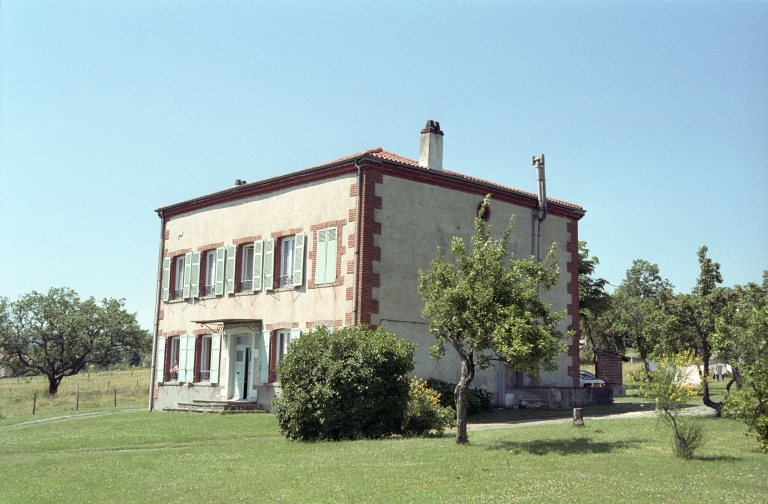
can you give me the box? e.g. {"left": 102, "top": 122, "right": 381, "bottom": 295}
{"left": 158, "top": 147, "right": 583, "bottom": 213}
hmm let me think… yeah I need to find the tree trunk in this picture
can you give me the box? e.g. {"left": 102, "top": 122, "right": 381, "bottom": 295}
{"left": 454, "top": 355, "right": 475, "bottom": 444}
{"left": 700, "top": 345, "right": 722, "bottom": 417}
{"left": 47, "top": 375, "right": 62, "bottom": 395}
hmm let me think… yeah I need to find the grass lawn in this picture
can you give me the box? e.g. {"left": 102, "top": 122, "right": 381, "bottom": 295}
{"left": 1, "top": 411, "right": 766, "bottom": 503}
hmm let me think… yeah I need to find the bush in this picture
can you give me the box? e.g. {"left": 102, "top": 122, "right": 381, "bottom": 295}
{"left": 402, "top": 378, "right": 456, "bottom": 436}
{"left": 272, "top": 325, "right": 415, "bottom": 441}
{"left": 640, "top": 351, "right": 706, "bottom": 459}
{"left": 425, "top": 378, "right": 494, "bottom": 415}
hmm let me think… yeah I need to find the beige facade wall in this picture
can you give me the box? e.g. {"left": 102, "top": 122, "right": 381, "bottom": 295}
{"left": 373, "top": 174, "right": 575, "bottom": 401}
{"left": 156, "top": 174, "right": 356, "bottom": 409}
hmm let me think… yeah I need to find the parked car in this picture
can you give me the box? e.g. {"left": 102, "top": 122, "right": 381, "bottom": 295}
{"left": 579, "top": 370, "right": 605, "bottom": 388}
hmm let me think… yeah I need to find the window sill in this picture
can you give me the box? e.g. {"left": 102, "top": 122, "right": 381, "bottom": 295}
{"left": 312, "top": 282, "right": 337, "bottom": 289}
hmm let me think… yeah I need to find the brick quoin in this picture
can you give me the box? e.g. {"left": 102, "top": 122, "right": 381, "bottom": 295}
{"left": 566, "top": 218, "right": 581, "bottom": 387}
{"left": 356, "top": 164, "right": 383, "bottom": 327}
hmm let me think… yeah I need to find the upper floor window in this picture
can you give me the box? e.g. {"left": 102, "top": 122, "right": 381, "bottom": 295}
{"left": 174, "top": 256, "right": 186, "bottom": 300}
{"left": 314, "top": 227, "right": 338, "bottom": 285}
{"left": 204, "top": 251, "right": 217, "bottom": 296}
{"left": 241, "top": 245, "right": 255, "bottom": 291}
{"left": 279, "top": 237, "right": 295, "bottom": 288}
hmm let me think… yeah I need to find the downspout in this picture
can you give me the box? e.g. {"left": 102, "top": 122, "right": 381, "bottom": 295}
{"left": 352, "top": 160, "right": 363, "bottom": 325}
{"left": 148, "top": 210, "right": 166, "bottom": 412}
{"left": 531, "top": 154, "right": 548, "bottom": 264}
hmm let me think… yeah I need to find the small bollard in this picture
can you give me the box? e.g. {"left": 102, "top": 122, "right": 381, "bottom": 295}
{"left": 572, "top": 407, "right": 584, "bottom": 427}
{"left": 33, "top": 392, "right": 37, "bottom": 415}
{"left": 114, "top": 389, "right": 117, "bottom": 407}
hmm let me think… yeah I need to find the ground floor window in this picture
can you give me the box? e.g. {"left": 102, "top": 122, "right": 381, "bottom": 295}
{"left": 168, "top": 337, "right": 180, "bottom": 381}
{"left": 199, "top": 336, "right": 212, "bottom": 382}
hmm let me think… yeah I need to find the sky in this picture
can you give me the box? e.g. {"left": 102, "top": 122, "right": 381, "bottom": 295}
{"left": 1, "top": 1, "right": 766, "bottom": 330}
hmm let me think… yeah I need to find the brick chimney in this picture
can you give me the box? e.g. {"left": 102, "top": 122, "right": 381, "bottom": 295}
{"left": 419, "top": 120, "right": 444, "bottom": 171}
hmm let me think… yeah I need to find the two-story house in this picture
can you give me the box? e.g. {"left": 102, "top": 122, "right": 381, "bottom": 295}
{"left": 149, "top": 121, "right": 586, "bottom": 413}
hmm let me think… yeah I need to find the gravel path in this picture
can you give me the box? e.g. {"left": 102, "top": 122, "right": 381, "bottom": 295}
{"left": 467, "top": 405, "right": 715, "bottom": 431}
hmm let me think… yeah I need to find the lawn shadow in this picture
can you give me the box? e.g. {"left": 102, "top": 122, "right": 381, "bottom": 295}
{"left": 486, "top": 437, "right": 644, "bottom": 456}
{"left": 695, "top": 454, "right": 742, "bottom": 462}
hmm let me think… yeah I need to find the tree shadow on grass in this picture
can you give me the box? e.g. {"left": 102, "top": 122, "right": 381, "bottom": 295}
{"left": 485, "top": 437, "right": 644, "bottom": 456}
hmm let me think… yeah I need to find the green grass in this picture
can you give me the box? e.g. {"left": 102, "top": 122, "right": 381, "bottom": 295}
{"left": 0, "top": 411, "right": 765, "bottom": 503}
{"left": 0, "top": 368, "right": 150, "bottom": 423}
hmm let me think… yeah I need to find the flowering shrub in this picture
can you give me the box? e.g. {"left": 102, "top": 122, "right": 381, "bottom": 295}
{"left": 402, "top": 378, "right": 456, "bottom": 436}
{"left": 639, "top": 351, "right": 706, "bottom": 459}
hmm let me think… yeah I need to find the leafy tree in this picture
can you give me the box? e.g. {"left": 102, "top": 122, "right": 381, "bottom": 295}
{"left": 713, "top": 272, "right": 768, "bottom": 392}
{"left": 610, "top": 260, "right": 675, "bottom": 373}
{"left": 723, "top": 299, "right": 768, "bottom": 452}
{"left": 0, "top": 288, "right": 150, "bottom": 395}
{"left": 668, "top": 246, "right": 729, "bottom": 416}
{"left": 417, "top": 196, "right": 567, "bottom": 444}
{"left": 272, "top": 325, "right": 415, "bottom": 441}
{"left": 578, "top": 242, "right": 614, "bottom": 362}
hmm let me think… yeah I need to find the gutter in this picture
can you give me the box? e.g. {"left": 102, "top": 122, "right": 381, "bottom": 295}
{"left": 148, "top": 210, "right": 166, "bottom": 412}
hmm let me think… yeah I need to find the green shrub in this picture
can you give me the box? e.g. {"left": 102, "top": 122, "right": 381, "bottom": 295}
{"left": 425, "top": 378, "right": 494, "bottom": 415}
{"left": 402, "top": 378, "right": 456, "bottom": 436}
{"left": 272, "top": 325, "right": 415, "bottom": 441}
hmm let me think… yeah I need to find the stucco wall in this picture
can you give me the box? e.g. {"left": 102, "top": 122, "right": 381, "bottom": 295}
{"left": 373, "top": 174, "right": 575, "bottom": 402}
{"left": 156, "top": 174, "right": 356, "bottom": 410}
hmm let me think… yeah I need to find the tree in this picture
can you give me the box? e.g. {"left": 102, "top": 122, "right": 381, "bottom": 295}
{"left": 668, "top": 246, "right": 728, "bottom": 416}
{"left": 0, "top": 288, "right": 151, "bottom": 395}
{"left": 417, "top": 196, "right": 567, "bottom": 444}
{"left": 722, "top": 299, "right": 768, "bottom": 452}
{"left": 610, "top": 260, "right": 675, "bottom": 373}
{"left": 578, "top": 242, "right": 613, "bottom": 362}
{"left": 713, "top": 272, "right": 768, "bottom": 392}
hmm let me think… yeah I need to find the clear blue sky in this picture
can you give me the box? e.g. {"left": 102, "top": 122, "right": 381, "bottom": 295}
{"left": 1, "top": 1, "right": 766, "bottom": 330}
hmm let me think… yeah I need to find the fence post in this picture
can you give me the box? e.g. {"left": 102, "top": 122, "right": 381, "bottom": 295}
{"left": 76, "top": 384, "right": 80, "bottom": 411}
{"left": 114, "top": 389, "right": 117, "bottom": 408}
{"left": 33, "top": 392, "right": 37, "bottom": 415}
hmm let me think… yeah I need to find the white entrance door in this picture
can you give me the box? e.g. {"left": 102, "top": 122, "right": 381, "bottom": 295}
{"left": 233, "top": 345, "right": 247, "bottom": 400}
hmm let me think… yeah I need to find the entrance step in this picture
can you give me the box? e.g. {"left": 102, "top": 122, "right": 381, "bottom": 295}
{"left": 164, "top": 400, "right": 266, "bottom": 414}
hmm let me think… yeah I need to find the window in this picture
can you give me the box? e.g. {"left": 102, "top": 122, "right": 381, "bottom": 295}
{"left": 199, "top": 336, "right": 212, "bottom": 382}
{"left": 204, "top": 251, "right": 217, "bottom": 296}
{"left": 168, "top": 337, "right": 180, "bottom": 381}
{"left": 241, "top": 245, "right": 254, "bottom": 291}
{"left": 276, "top": 330, "right": 291, "bottom": 366}
{"left": 174, "top": 256, "right": 185, "bottom": 300}
{"left": 314, "top": 227, "right": 338, "bottom": 285}
{"left": 279, "top": 237, "right": 295, "bottom": 288}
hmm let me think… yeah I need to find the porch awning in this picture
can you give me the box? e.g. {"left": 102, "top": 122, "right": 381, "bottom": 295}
{"left": 190, "top": 319, "right": 262, "bottom": 333}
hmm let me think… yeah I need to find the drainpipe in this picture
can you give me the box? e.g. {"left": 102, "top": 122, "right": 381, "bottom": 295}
{"left": 531, "top": 154, "right": 547, "bottom": 264}
{"left": 148, "top": 210, "right": 166, "bottom": 412}
{"left": 352, "top": 160, "right": 363, "bottom": 325}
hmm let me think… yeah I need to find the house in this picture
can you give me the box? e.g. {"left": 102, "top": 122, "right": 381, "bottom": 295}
{"left": 149, "top": 121, "right": 587, "bottom": 413}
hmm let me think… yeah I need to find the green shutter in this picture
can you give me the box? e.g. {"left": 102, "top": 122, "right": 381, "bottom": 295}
{"left": 189, "top": 252, "right": 201, "bottom": 298}
{"left": 162, "top": 258, "right": 171, "bottom": 302}
{"left": 209, "top": 334, "right": 221, "bottom": 383}
{"left": 259, "top": 330, "right": 271, "bottom": 383}
{"left": 290, "top": 328, "right": 301, "bottom": 347}
{"left": 326, "top": 228, "right": 337, "bottom": 284}
{"left": 178, "top": 335, "right": 188, "bottom": 382}
{"left": 293, "top": 232, "right": 305, "bottom": 286}
{"left": 215, "top": 247, "right": 226, "bottom": 296}
{"left": 315, "top": 229, "right": 327, "bottom": 285}
{"left": 226, "top": 245, "right": 236, "bottom": 295}
{"left": 252, "top": 240, "right": 263, "bottom": 292}
{"left": 185, "top": 334, "right": 196, "bottom": 382}
{"left": 183, "top": 252, "right": 192, "bottom": 299}
{"left": 263, "top": 238, "right": 275, "bottom": 291}
{"left": 156, "top": 337, "right": 166, "bottom": 384}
